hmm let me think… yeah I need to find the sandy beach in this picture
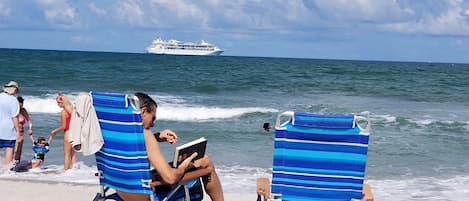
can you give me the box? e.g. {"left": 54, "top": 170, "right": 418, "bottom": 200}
{"left": 0, "top": 179, "right": 255, "bottom": 201}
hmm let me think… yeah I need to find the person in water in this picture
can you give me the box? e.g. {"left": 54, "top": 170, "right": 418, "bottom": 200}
{"left": 12, "top": 136, "right": 50, "bottom": 172}
{"left": 14, "top": 96, "right": 33, "bottom": 162}
{"left": 0, "top": 81, "right": 21, "bottom": 165}
{"left": 49, "top": 93, "right": 76, "bottom": 170}
{"left": 262, "top": 122, "right": 270, "bottom": 133}
{"left": 30, "top": 136, "right": 50, "bottom": 168}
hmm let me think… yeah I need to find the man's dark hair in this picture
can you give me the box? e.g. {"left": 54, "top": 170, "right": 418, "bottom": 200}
{"left": 134, "top": 92, "right": 158, "bottom": 112}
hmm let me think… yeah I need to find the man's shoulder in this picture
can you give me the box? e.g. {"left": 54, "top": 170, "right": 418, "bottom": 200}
{"left": 0, "top": 92, "right": 8, "bottom": 100}
{"left": 0, "top": 92, "right": 16, "bottom": 101}
{"left": 0, "top": 92, "right": 18, "bottom": 105}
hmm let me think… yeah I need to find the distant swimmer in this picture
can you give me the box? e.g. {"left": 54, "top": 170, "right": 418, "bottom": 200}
{"left": 262, "top": 122, "right": 270, "bottom": 133}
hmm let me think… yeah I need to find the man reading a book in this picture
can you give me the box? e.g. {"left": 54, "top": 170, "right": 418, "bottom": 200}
{"left": 116, "top": 92, "right": 224, "bottom": 201}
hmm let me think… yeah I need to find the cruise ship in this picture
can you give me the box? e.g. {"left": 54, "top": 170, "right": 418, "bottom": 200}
{"left": 145, "top": 37, "right": 223, "bottom": 56}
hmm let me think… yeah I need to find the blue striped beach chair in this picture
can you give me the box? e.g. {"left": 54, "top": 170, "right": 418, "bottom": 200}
{"left": 91, "top": 92, "right": 203, "bottom": 201}
{"left": 257, "top": 111, "right": 373, "bottom": 201}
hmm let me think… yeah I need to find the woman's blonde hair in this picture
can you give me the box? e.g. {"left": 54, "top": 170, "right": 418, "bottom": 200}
{"left": 57, "top": 93, "right": 73, "bottom": 113}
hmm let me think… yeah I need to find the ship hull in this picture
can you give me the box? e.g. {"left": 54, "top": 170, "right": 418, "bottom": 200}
{"left": 146, "top": 49, "right": 223, "bottom": 56}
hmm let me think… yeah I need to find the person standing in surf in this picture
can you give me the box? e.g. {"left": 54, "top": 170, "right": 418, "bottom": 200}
{"left": 49, "top": 93, "right": 76, "bottom": 170}
{"left": 14, "top": 96, "right": 33, "bottom": 162}
{"left": 0, "top": 81, "right": 21, "bottom": 165}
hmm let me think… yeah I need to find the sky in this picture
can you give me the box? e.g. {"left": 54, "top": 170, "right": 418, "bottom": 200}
{"left": 1, "top": 0, "right": 469, "bottom": 63}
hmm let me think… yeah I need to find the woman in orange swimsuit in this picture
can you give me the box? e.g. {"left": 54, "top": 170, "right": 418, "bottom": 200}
{"left": 14, "top": 96, "right": 33, "bottom": 162}
{"left": 49, "top": 93, "right": 76, "bottom": 170}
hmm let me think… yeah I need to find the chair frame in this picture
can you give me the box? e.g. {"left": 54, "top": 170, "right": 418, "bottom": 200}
{"left": 257, "top": 111, "right": 374, "bottom": 201}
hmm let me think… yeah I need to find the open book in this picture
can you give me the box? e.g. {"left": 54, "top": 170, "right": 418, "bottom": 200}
{"left": 172, "top": 137, "right": 207, "bottom": 167}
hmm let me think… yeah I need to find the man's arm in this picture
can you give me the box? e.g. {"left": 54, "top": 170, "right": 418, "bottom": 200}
{"left": 144, "top": 129, "right": 195, "bottom": 184}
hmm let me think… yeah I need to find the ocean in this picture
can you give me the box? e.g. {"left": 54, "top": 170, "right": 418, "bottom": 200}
{"left": 0, "top": 48, "right": 468, "bottom": 200}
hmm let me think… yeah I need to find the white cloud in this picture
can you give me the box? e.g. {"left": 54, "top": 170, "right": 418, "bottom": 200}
{"left": 87, "top": 3, "right": 106, "bottom": 17}
{"left": 35, "top": 0, "right": 80, "bottom": 29}
{"left": 218, "top": 1, "right": 274, "bottom": 29}
{"left": 283, "top": 1, "right": 312, "bottom": 21}
{"left": 0, "top": 1, "right": 11, "bottom": 17}
{"left": 146, "top": 0, "right": 208, "bottom": 28}
{"left": 304, "top": 0, "right": 414, "bottom": 23}
{"left": 299, "top": 0, "right": 469, "bottom": 36}
{"left": 149, "top": 0, "right": 204, "bottom": 19}
{"left": 190, "top": 1, "right": 309, "bottom": 31}
{"left": 107, "top": 0, "right": 311, "bottom": 32}
{"left": 382, "top": 0, "right": 469, "bottom": 36}
{"left": 5, "top": 0, "right": 469, "bottom": 38}
{"left": 115, "top": 0, "right": 145, "bottom": 26}
{"left": 110, "top": 0, "right": 211, "bottom": 29}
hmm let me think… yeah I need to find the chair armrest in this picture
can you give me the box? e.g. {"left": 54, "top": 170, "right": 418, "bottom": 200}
{"left": 362, "top": 184, "right": 374, "bottom": 201}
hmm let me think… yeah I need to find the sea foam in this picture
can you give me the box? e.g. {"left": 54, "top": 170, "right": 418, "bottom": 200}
{"left": 21, "top": 93, "right": 278, "bottom": 121}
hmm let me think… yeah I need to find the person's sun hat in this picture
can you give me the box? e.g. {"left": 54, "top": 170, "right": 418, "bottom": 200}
{"left": 3, "top": 81, "right": 19, "bottom": 94}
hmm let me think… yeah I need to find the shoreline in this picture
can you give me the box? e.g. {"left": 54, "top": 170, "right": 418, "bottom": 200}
{"left": 0, "top": 179, "right": 255, "bottom": 201}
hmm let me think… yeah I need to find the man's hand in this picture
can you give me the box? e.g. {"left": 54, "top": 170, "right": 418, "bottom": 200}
{"left": 178, "top": 152, "right": 198, "bottom": 172}
{"left": 158, "top": 129, "right": 178, "bottom": 144}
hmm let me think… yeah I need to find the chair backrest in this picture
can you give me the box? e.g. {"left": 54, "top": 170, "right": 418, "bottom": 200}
{"left": 272, "top": 111, "right": 371, "bottom": 201}
{"left": 92, "top": 92, "right": 153, "bottom": 196}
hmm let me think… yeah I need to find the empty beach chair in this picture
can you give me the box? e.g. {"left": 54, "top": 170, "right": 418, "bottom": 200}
{"left": 90, "top": 92, "right": 203, "bottom": 201}
{"left": 257, "top": 111, "right": 373, "bottom": 201}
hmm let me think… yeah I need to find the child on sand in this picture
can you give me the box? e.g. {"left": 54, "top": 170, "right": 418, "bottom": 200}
{"left": 11, "top": 136, "right": 50, "bottom": 172}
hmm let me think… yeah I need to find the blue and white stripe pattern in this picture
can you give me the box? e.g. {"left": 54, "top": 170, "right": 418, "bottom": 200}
{"left": 92, "top": 92, "right": 153, "bottom": 196}
{"left": 271, "top": 112, "right": 370, "bottom": 201}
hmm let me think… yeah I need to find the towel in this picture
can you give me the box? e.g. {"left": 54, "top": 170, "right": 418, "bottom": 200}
{"left": 69, "top": 93, "right": 103, "bottom": 156}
